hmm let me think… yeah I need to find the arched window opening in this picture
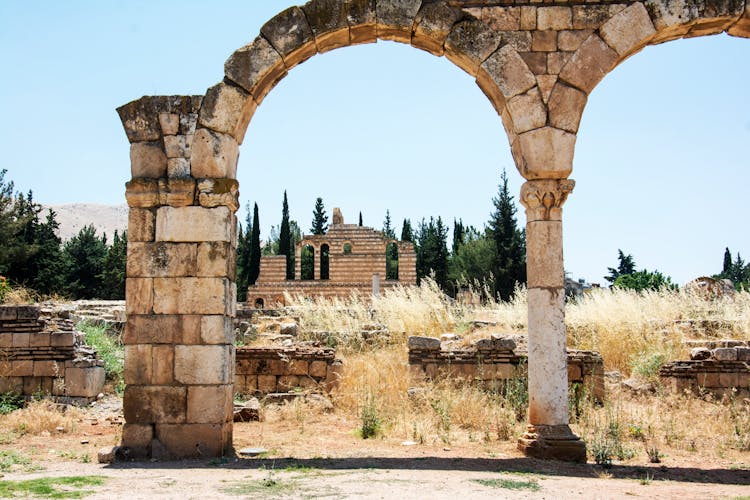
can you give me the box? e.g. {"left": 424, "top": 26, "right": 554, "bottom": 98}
{"left": 386, "top": 242, "right": 399, "bottom": 280}
{"left": 301, "top": 244, "right": 315, "bottom": 280}
{"left": 343, "top": 243, "right": 353, "bottom": 255}
{"left": 254, "top": 298, "right": 264, "bottom": 309}
{"left": 320, "top": 244, "right": 330, "bottom": 280}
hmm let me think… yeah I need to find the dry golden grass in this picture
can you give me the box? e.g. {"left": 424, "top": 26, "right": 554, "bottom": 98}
{"left": 0, "top": 400, "right": 81, "bottom": 436}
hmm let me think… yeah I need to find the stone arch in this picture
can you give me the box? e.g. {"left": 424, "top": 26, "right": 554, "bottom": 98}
{"left": 301, "top": 244, "right": 316, "bottom": 280}
{"left": 320, "top": 243, "right": 330, "bottom": 280}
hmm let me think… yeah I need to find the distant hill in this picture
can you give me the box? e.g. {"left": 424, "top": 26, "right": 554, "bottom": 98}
{"left": 43, "top": 203, "right": 128, "bottom": 242}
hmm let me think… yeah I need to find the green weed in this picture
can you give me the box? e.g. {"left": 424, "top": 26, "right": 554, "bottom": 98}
{"left": 471, "top": 478, "right": 541, "bottom": 491}
{"left": 0, "top": 392, "right": 25, "bottom": 415}
{"left": 0, "top": 476, "right": 105, "bottom": 498}
{"left": 359, "top": 393, "right": 381, "bottom": 439}
{"left": 77, "top": 321, "right": 124, "bottom": 393}
{"left": 0, "top": 449, "right": 31, "bottom": 472}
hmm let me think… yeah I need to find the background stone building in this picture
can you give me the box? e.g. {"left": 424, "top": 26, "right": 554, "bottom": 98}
{"left": 247, "top": 209, "right": 416, "bottom": 307}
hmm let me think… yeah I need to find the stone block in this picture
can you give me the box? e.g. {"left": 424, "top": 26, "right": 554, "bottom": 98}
{"left": 517, "top": 127, "right": 576, "bottom": 179}
{"left": 190, "top": 128, "right": 239, "bottom": 179}
{"left": 125, "top": 278, "right": 153, "bottom": 315}
{"left": 559, "top": 34, "right": 618, "bottom": 93}
{"left": 197, "top": 178, "right": 240, "bottom": 212}
{"left": 0, "top": 335, "right": 11, "bottom": 348}
{"left": 278, "top": 375, "right": 300, "bottom": 391}
{"left": 719, "top": 371, "right": 739, "bottom": 388}
{"left": 697, "top": 371, "right": 720, "bottom": 388}
{"left": 156, "top": 206, "right": 232, "bottom": 243}
{"left": 572, "top": 5, "right": 625, "bottom": 30}
{"left": 520, "top": 6, "right": 536, "bottom": 30}
{"left": 155, "top": 423, "right": 230, "bottom": 458}
{"left": 128, "top": 208, "right": 156, "bottom": 243}
{"left": 24, "top": 377, "right": 50, "bottom": 395}
{"left": 408, "top": 336, "right": 441, "bottom": 350}
{"left": 123, "top": 385, "right": 186, "bottom": 424}
{"left": 713, "top": 347, "right": 738, "bottom": 361}
{"left": 600, "top": 3, "right": 655, "bottom": 57}
{"left": 65, "top": 366, "right": 105, "bottom": 398}
{"left": 16, "top": 305, "right": 38, "bottom": 320}
{"left": 197, "top": 242, "right": 234, "bottom": 279}
{"left": 124, "top": 314, "right": 186, "bottom": 345}
{"left": 167, "top": 158, "right": 190, "bottom": 178}
{"left": 537, "top": 7, "right": 572, "bottom": 31}
{"left": 164, "top": 135, "right": 192, "bottom": 159}
{"left": 412, "top": 1, "right": 462, "bottom": 56}
{"left": 152, "top": 345, "right": 174, "bottom": 385}
{"left": 12, "top": 333, "right": 30, "bottom": 348}
{"left": 444, "top": 18, "right": 503, "bottom": 76}
{"left": 0, "top": 307, "right": 18, "bottom": 321}
{"left": 0, "top": 376, "right": 23, "bottom": 394}
{"left": 257, "top": 374, "right": 277, "bottom": 393}
{"left": 160, "top": 177, "right": 196, "bottom": 208}
{"left": 520, "top": 52, "right": 547, "bottom": 75}
{"left": 502, "top": 31, "right": 532, "bottom": 53}
{"left": 738, "top": 372, "right": 750, "bottom": 388}
{"left": 548, "top": 83, "right": 587, "bottom": 133}
{"left": 200, "top": 315, "right": 233, "bottom": 344}
{"left": 261, "top": 6, "right": 317, "bottom": 66}
{"left": 646, "top": 0, "right": 743, "bottom": 41}
{"left": 301, "top": 0, "right": 351, "bottom": 53}
{"left": 288, "top": 360, "right": 309, "bottom": 376}
{"left": 198, "top": 82, "right": 257, "bottom": 144}
{"left": 567, "top": 363, "right": 582, "bottom": 382}
{"left": 174, "top": 345, "right": 231, "bottom": 385}
{"left": 477, "top": 45, "right": 536, "bottom": 113}
{"left": 376, "top": 0, "right": 421, "bottom": 43}
{"left": 483, "top": 7, "right": 520, "bottom": 31}
{"left": 33, "top": 360, "right": 60, "bottom": 377}
{"left": 224, "top": 35, "right": 287, "bottom": 102}
{"left": 28, "top": 332, "right": 50, "bottom": 347}
{"left": 130, "top": 142, "right": 167, "bottom": 178}
{"left": 557, "top": 30, "right": 591, "bottom": 52}
{"left": 727, "top": 3, "right": 750, "bottom": 38}
{"left": 187, "top": 384, "right": 233, "bottom": 424}
{"left": 124, "top": 344, "right": 153, "bottom": 385}
{"left": 309, "top": 360, "right": 328, "bottom": 378}
{"left": 531, "top": 30, "right": 556, "bottom": 52}
{"left": 125, "top": 178, "right": 160, "bottom": 209}
{"left": 153, "top": 277, "right": 229, "bottom": 315}
{"left": 346, "top": 0, "right": 377, "bottom": 45}
{"left": 507, "top": 87, "right": 547, "bottom": 134}
{"left": 122, "top": 423, "right": 154, "bottom": 455}
{"left": 159, "top": 113, "right": 180, "bottom": 135}
{"left": 736, "top": 347, "right": 750, "bottom": 361}
{"left": 127, "top": 242, "right": 197, "bottom": 278}
{"left": 50, "top": 332, "right": 75, "bottom": 347}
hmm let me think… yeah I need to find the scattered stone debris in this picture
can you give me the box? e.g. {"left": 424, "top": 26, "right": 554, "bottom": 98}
{"left": 233, "top": 398, "right": 261, "bottom": 422}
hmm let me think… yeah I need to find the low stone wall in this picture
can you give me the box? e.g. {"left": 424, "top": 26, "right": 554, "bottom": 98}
{"left": 660, "top": 340, "right": 750, "bottom": 398}
{"left": 408, "top": 335, "right": 605, "bottom": 401}
{"left": 235, "top": 345, "right": 341, "bottom": 395}
{"left": 0, "top": 305, "right": 105, "bottom": 401}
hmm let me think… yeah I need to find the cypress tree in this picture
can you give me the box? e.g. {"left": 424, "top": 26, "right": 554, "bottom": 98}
{"left": 236, "top": 203, "right": 252, "bottom": 301}
{"left": 310, "top": 197, "right": 328, "bottom": 235}
{"left": 249, "top": 203, "right": 261, "bottom": 285}
{"left": 99, "top": 230, "right": 127, "bottom": 300}
{"left": 400, "top": 219, "right": 413, "bottom": 242}
{"left": 722, "top": 247, "right": 732, "bottom": 277}
{"left": 358, "top": 212, "right": 363, "bottom": 226}
{"left": 279, "top": 191, "right": 293, "bottom": 279}
{"left": 452, "top": 218, "right": 465, "bottom": 255}
{"left": 382, "top": 210, "right": 395, "bottom": 239}
{"left": 487, "top": 169, "right": 526, "bottom": 301}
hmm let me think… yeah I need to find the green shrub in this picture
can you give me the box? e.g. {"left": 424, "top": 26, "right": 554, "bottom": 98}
{"left": 77, "top": 321, "right": 124, "bottom": 393}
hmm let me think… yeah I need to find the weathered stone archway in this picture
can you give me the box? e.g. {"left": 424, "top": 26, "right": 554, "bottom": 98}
{"left": 117, "top": 0, "right": 750, "bottom": 460}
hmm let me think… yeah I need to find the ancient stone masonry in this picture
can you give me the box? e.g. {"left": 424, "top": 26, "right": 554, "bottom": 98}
{"left": 248, "top": 209, "right": 416, "bottom": 307}
{"left": 408, "top": 335, "right": 604, "bottom": 402}
{"left": 660, "top": 340, "right": 750, "bottom": 398}
{"left": 0, "top": 305, "right": 105, "bottom": 401}
{"left": 235, "top": 345, "right": 342, "bottom": 395}
{"left": 119, "top": 0, "right": 750, "bottom": 459}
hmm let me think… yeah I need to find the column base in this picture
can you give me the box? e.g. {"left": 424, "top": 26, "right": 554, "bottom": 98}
{"left": 517, "top": 424, "right": 587, "bottom": 463}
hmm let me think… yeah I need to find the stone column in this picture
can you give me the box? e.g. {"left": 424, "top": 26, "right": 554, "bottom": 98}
{"left": 313, "top": 245, "right": 319, "bottom": 281}
{"left": 517, "top": 178, "right": 585, "bottom": 462}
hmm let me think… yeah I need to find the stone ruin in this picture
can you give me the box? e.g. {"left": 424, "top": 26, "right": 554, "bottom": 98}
{"left": 247, "top": 208, "right": 416, "bottom": 308}
{"left": 408, "top": 334, "right": 605, "bottom": 402}
{"left": 660, "top": 340, "right": 750, "bottom": 398}
{"left": 0, "top": 305, "right": 105, "bottom": 402}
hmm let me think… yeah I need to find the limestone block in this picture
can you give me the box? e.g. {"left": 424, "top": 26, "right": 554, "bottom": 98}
{"left": 65, "top": 366, "right": 105, "bottom": 398}
{"left": 128, "top": 208, "right": 156, "bottom": 242}
{"left": 124, "top": 344, "right": 153, "bottom": 385}
{"left": 29, "top": 332, "right": 50, "bottom": 348}
{"left": 502, "top": 31, "right": 532, "bottom": 53}
{"left": 517, "top": 127, "right": 576, "bottom": 179}
{"left": 376, "top": 0, "right": 422, "bottom": 42}
{"left": 261, "top": 6, "right": 317, "bottom": 67}
{"left": 153, "top": 277, "right": 230, "bottom": 315}
{"left": 278, "top": 375, "right": 300, "bottom": 390}
{"left": 163, "top": 135, "right": 191, "bottom": 159}
{"left": 174, "top": 345, "right": 231, "bottom": 385}
{"left": 572, "top": 5, "right": 626, "bottom": 30}
{"left": 600, "top": 3, "right": 655, "bottom": 57}
{"left": 12, "top": 333, "right": 30, "bottom": 348}
{"left": 345, "top": 0, "right": 377, "bottom": 44}
{"left": 167, "top": 158, "right": 191, "bottom": 178}
{"left": 125, "top": 278, "right": 153, "bottom": 315}
{"left": 50, "top": 332, "right": 75, "bottom": 347}
{"left": 33, "top": 360, "right": 59, "bottom": 377}
{"left": 200, "top": 315, "right": 233, "bottom": 344}
{"left": 557, "top": 30, "right": 591, "bottom": 52}
{"left": 482, "top": 7, "right": 519, "bottom": 31}
{"left": 127, "top": 242, "right": 197, "bottom": 278}
{"left": 477, "top": 45, "right": 536, "bottom": 114}
{"left": 190, "top": 128, "right": 239, "bottom": 179}
{"left": 288, "top": 360, "right": 310, "bottom": 376}
{"left": 130, "top": 142, "right": 167, "bottom": 178}
{"left": 507, "top": 87, "right": 547, "bottom": 134}
{"left": 520, "top": 52, "right": 546, "bottom": 75}
{"left": 727, "top": 3, "right": 750, "bottom": 38}
{"left": 117, "top": 99, "right": 163, "bottom": 143}
{"left": 152, "top": 345, "right": 174, "bottom": 385}
{"left": 125, "top": 178, "right": 160, "bottom": 209}
{"left": 520, "top": 6, "right": 536, "bottom": 30}
{"left": 155, "top": 423, "right": 229, "bottom": 458}
{"left": 0, "top": 307, "right": 17, "bottom": 321}
{"left": 719, "top": 371, "right": 739, "bottom": 388}
{"left": 159, "top": 113, "right": 179, "bottom": 136}
{"left": 646, "top": 0, "right": 744, "bottom": 42}
{"left": 309, "top": 360, "right": 328, "bottom": 378}
{"left": 412, "top": 1, "right": 462, "bottom": 56}
{"left": 736, "top": 347, "right": 750, "bottom": 361}
{"left": 197, "top": 178, "right": 240, "bottom": 212}
{"left": 157, "top": 177, "right": 195, "bottom": 207}
{"left": 197, "top": 242, "right": 233, "bottom": 279}
{"left": 257, "top": 374, "right": 277, "bottom": 392}
{"left": 24, "top": 377, "right": 50, "bottom": 395}
{"left": 198, "top": 82, "right": 257, "bottom": 144}
{"left": 546, "top": 51, "right": 572, "bottom": 75}
{"left": 122, "top": 423, "right": 153, "bottom": 454}
{"left": 536, "top": 75, "right": 557, "bottom": 104}
{"left": 179, "top": 113, "right": 198, "bottom": 135}
{"left": 548, "top": 83, "right": 587, "bottom": 133}
{"left": 0, "top": 377, "right": 23, "bottom": 394}
{"left": 11, "top": 361, "right": 33, "bottom": 377}
{"left": 123, "top": 385, "right": 187, "bottom": 424}
{"left": 187, "top": 385, "right": 233, "bottom": 424}
{"left": 697, "top": 371, "right": 720, "bottom": 388}
{"left": 302, "top": 0, "right": 351, "bottom": 53}
{"left": 537, "top": 6, "right": 572, "bottom": 31}
{"left": 156, "top": 206, "right": 232, "bottom": 243}
{"left": 444, "top": 18, "right": 503, "bottom": 76}
{"left": 408, "top": 336, "right": 441, "bottom": 350}
{"left": 224, "top": 36, "right": 287, "bottom": 102}
{"left": 531, "top": 30, "right": 556, "bottom": 52}
{"left": 558, "top": 34, "right": 618, "bottom": 93}
{"left": 713, "top": 347, "right": 738, "bottom": 361}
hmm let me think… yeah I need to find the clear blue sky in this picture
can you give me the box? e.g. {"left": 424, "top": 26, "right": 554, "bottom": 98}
{"left": 1, "top": 1, "right": 748, "bottom": 285}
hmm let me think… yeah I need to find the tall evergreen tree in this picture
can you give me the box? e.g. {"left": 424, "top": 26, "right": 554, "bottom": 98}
{"left": 99, "top": 230, "right": 127, "bottom": 300}
{"left": 452, "top": 218, "right": 465, "bottom": 255}
{"left": 358, "top": 212, "right": 363, "bottom": 227}
{"left": 487, "top": 169, "right": 526, "bottom": 301}
{"left": 382, "top": 210, "right": 395, "bottom": 239}
{"left": 722, "top": 247, "right": 732, "bottom": 276}
{"left": 310, "top": 197, "right": 328, "bottom": 235}
{"left": 400, "top": 219, "right": 413, "bottom": 243}
{"left": 236, "top": 203, "right": 252, "bottom": 301}
{"left": 63, "top": 225, "right": 107, "bottom": 299}
{"left": 415, "top": 217, "right": 449, "bottom": 290}
{"left": 279, "top": 191, "right": 293, "bottom": 279}
{"left": 31, "top": 209, "right": 66, "bottom": 295}
{"left": 249, "top": 203, "right": 261, "bottom": 286}
{"left": 605, "top": 250, "right": 636, "bottom": 284}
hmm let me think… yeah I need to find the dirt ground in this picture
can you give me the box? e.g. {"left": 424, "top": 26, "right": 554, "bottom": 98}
{"left": 1, "top": 396, "right": 749, "bottom": 499}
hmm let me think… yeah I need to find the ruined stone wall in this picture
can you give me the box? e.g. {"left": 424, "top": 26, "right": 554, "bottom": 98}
{"left": 256, "top": 256, "right": 287, "bottom": 284}
{"left": 408, "top": 335, "right": 604, "bottom": 401}
{"left": 0, "top": 305, "right": 105, "bottom": 401}
{"left": 235, "top": 345, "right": 341, "bottom": 395}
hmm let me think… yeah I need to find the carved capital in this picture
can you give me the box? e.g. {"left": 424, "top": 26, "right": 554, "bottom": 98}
{"left": 520, "top": 179, "right": 575, "bottom": 222}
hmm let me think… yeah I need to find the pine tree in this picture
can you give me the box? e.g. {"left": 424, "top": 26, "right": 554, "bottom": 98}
{"left": 605, "top": 250, "right": 636, "bottom": 284}
{"left": 400, "top": 219, "right": 413, "bottom": 242}
{"left": 415, "top": 217, "right": 449, "bottom": 290}
{"left": 279, "top": 191, "right": 293, "bottom": 279}
{"left": 31, "top": 209, "right": 66, "bottom": 295}
{"left": 99, "top": 230, "right": 127, "bottom": 299}
{"left": 382, "top": 210, "right": 395, "bottom": 239}
{"left": 249, "top": 203, "right": 261, "bottom": 286}
{"left": 452, "top": 218, "right": 465, "bottom": 255}
{"left": 487, "top": 169, "right": 526, "bottom": 301}
{"left": 236, "top": 203, "right": 252, "bottom": 301}
{"left": 310, "top": 197, "right": 328, "bottom": 235}
{"left": 358, "top": 212, "right": 363, "bottom": 227}
{"left": 63, "top": 225, "right": 107, "bottom": 299}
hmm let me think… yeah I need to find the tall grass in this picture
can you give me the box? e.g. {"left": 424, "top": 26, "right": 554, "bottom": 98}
{"left": 77, "top": 321, "right": 124, "bottom": 393}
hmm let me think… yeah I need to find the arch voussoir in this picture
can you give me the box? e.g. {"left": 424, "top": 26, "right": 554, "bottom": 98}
{"left": 444, "top": 16, "right": 504, "bottom": 76}
{"left": 558, "top": 33, "right": 617, "bottom": 95}
{"left": 224, "top": 36, "right": 287, "bottom": 104}
{"left": 344, "top": 0, "right": 377, "bottom": 45}
{"left": 412, "top": 1, "right": 463, "bottom": 56}
{"left": 599, "top": 3, "right": 656, "bottom": 58}
{"left": 302, "top": 0, "right": 352, "bottom": 53}
{"left": 260, "top": 6, "right": 319, "bottom": 69}
{"left": 198, "top": 81, "right": 257, "bottom": 145}
{"left": 376, "top": 0, "right": 422, "bottom": 43}
{"left": 727, "top": 2, "right": 750, "bottom": 37}
{"left": 645, "top": 0, "right": 746, "bottom": 42}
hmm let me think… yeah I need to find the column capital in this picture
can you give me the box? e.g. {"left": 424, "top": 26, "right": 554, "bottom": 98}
{"left": 520, "top": 179, "right": 575, "bottom": 222}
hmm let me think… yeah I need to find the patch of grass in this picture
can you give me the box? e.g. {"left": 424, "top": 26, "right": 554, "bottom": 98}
{"left": 359, "top": 393, "right": 381, "bottom": 439}
{"left": 471, "top": 478, "right": 541, "bottom": 491}
{"left": 0, "top": 476, "right": 105, "bottom": 499}
{"left": 77, "top": 321, "right": 124, "bottom": 393}
{"left": 0, "top": 450, "right": 31, "bottom": 472}
{"left": 221, "top": 470, "right": 298, "bottom": 497}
